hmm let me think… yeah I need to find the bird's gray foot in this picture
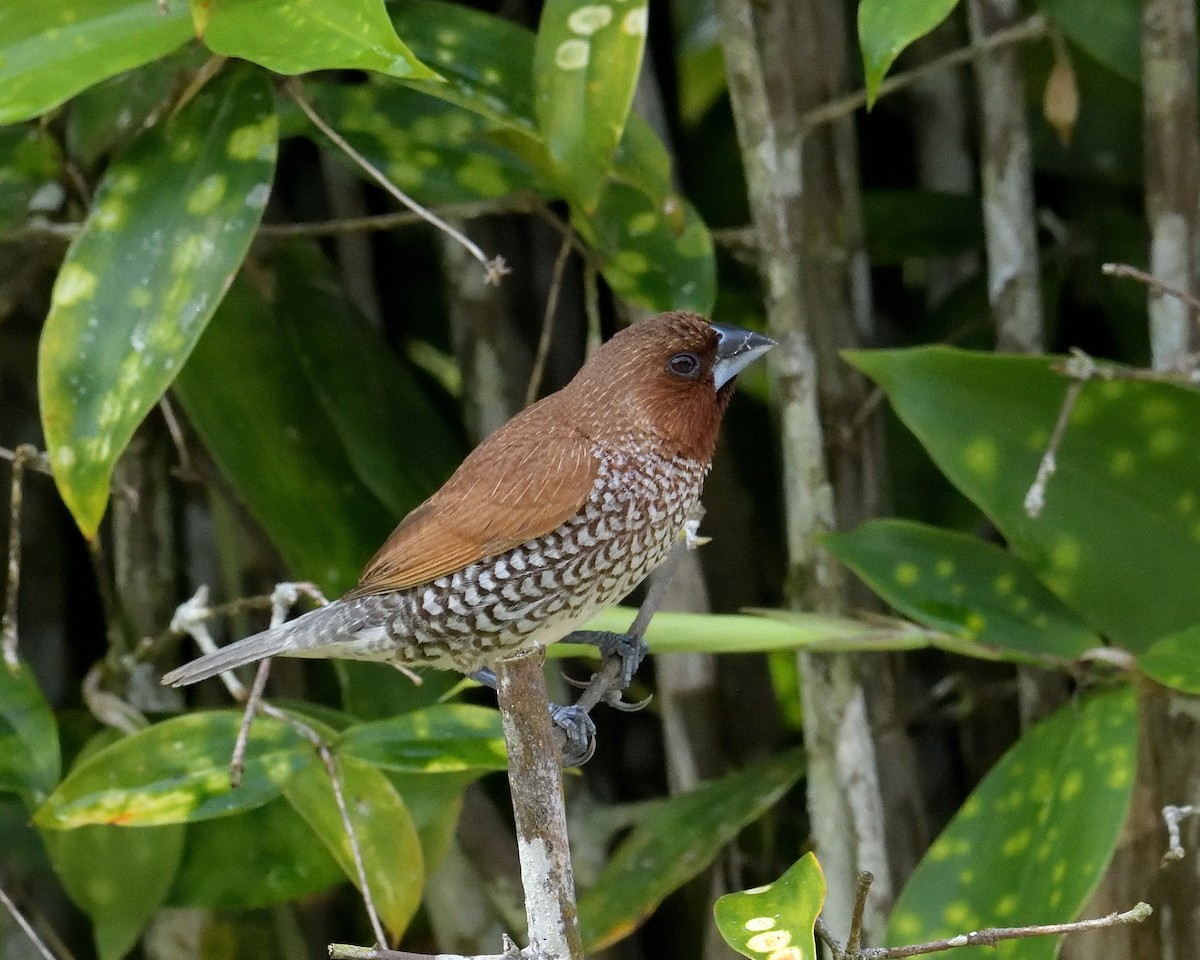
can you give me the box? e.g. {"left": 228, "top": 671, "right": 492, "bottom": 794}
{"left": 564, "top": 629, "right": 648, "bottom": 688}
{"left": 468, "top": 669, "right": 599, "bottom": 766}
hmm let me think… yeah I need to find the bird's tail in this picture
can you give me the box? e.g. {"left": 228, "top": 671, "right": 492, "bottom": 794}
{"left": 161, "top": 603, "right": 347, "bottom": 688}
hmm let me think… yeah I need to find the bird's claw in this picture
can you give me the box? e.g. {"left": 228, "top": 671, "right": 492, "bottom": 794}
{"left": 607, "top": 691, "right": 653, "bottom": 713}
{"left": 550, "top": 702, "right": 597, "bottom": 766}
{"left": 565, "top": 629, "right": 648, "bottom": 688}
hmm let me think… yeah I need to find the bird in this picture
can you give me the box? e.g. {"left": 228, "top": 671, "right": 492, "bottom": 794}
{"left": 162, "top": 311, "right": 775, "bottom": 692}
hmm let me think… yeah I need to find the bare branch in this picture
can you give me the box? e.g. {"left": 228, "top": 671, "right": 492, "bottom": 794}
{"left": 328, "top": 941, "right": 520, "bottom": 960}
{"left": 1162, "top": 804, "right": 1199, "bottom": 863}
{"left": 0, "top": 887, "right": 60, "bottom": 960}
{"left": 286, "top": 81, "right": 507, "bottom": 285}
{"left": 800, "top": 15, "right": 1048, "bottom": 133}
{"left": 846, "top": 872, "right": 874, "bottom": 954}
{"left": 857, "top": 902, "right": 1152, "bottom": 959}
{"left": 1102, "top": 261, "right": 1200, "bottom": 316}
{"left": 1023, "top": 379, "right": 1083, "bottom": 519}
{"left": 2, "top": 445, "right": 38, "bottom": 667}
{"left": 525, "top": 231, "right": 574, "bottom": 407}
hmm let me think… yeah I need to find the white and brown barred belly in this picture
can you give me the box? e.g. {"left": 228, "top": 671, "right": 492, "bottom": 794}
{"left": 289, "top": 438, "right": 706, "bottom": 674}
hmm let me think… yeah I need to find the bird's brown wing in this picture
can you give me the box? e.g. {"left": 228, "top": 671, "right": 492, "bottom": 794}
{"left": 346, "top": 413, "right": 599, "bottom": 598}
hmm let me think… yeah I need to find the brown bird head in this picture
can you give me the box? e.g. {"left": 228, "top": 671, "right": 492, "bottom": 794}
{"left": 561, "top": 311, "right": 775, "bottom": 462}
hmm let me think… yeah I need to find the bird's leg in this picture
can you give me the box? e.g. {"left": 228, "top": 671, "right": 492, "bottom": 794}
{"left": 560, "top": 630, "right": 648, "bottom": 688}
{"left": 469, "top": 668, "right": 598, "bottom": 766}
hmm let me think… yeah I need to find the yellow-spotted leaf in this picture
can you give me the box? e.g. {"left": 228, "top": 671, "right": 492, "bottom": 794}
{"left": 580, "top": 749, "right": 805, "bottom": 951}
{"left": 827, "top": 519, "right": 1099, "bottom": 660}
{"left": 849, "top": 348, "right": 1200, "bottom": 652}
{"left": 389, "top": 0, "right": 714, "bottom": 313}
{"left": 887, "top": 686, "right": 1137, "bottom": 959}
{"left": 715, "top": 852, "right": 825, "bottom": 960}
{"left": 0, "top": 660, "right": 60, "bottom": 809}
{"left": 283, "top": 756, "right": 424, "bottom": 939}
{"left": 534, "top": 0, "right": 649, "bottom": 212}
{"left": 43, "top": 823, "right": 185, "bottom": 960}
{"left": 39, "top": 65, "right": 276, "bottom": 538}
{"left": 193, "top": 0, "right": 435, "bottom": 79}
{"left": 34, "top": 712, "right": 313, "bottom": 828}
{"left": 1139, "top": 626, "right": 1200, "bottom": 694}
{"left": 858, "top": 0, "right": 961, "bottom": 107}
{"left": 0, "top": 0, "right": 192, "bottom": 124}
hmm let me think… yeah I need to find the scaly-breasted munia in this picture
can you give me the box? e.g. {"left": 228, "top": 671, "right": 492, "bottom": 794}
{"left": 162, "top": 312, "right": 774, "bottom": 688}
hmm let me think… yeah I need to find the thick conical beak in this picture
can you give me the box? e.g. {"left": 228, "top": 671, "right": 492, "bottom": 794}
{"left": 711, "top": 323, "right": 776, "bottom": 390}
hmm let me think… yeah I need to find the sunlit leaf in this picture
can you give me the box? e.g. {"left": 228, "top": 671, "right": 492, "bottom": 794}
{"left": 44, "top": 822, "right": 185, "bottom": 960}
{"left": 283, "top": 756, "right": 424, "bottom": 938}
{"left": 715, "top": 852, "right": 825, "bottom": 960}
{"left": 173, "top": 273, "right": 394, "bottom": 597}
{"left": 39, "top": 65, "right": 276, "bottom": 537}
{"left": 1139, "top": 626, "right": 1200, "bottom": 695}
{"left": 0, "top": 0, "right": 192, "bottom": 124}
{"left": 850, "top": 347, "right": 1200, "bottom": 651}
{"left": 34, "top": 712, "right": 313, "bottom": 828}
{"left": 858, "top": 0, "right": 961, "bottom": 106}
{"left": 193, "top": 0, "right": 434, "bottom": 78}
{"left": 888, "top": 687, "right": 1137, "bottom": 959}
{"left": 580, "top": 749, "right": 804, "bottom": 951}
{"left": 0, "top": 661, "right": 61, "bottom": 808}
{"left": 386, "top": 771, "right": 476, "bottom": 870}
{"left": 534, "top": 0, "right": 649, "bottom": 211}
{"left": 340, "top": 704, "right": 507, "bottom": 774}
{"left": 827, "top": 519, "right": 1099, "bottom": 660}
{"left": 166, "top": 795, "right": 344, "bottom": 908}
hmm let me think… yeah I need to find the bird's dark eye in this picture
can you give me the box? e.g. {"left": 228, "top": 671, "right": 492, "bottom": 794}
{"left": 667, "top": 352, "right": 701, "bottom": 379}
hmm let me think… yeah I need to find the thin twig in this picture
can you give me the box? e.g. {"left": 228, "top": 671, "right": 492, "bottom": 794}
{"left": 0, "top": 887, "right": 60, "bottom": 960}
{"left": 286, "top": 80, "right": 509, "bottom": 285}
{"left": 230, "top": 659, "right": 272, "bottom": 787}
{"left": 815, "top": 917, "right": 843, "bottom": 960}
{"left": 1103, "top": 261, "right": 1200, "bottom": 315}
{"left": 328, "top": 942, "right": 520, "bottom": 960}
{"left": 846, "top": 872, "right": 873, "bottom": 954}
{"left": 1023, "top": 379, "right": 1083, "bottom": 519}
{"left": 857, "top": 902, "right": 1152, "bottom": 959}
{"left": 800, "top": 14, "right": 1049, "bottom": 132}
{"left": 157, "top": 395, "right": 197, "bottom": 481}
{"left": 0, "top": 446, "right": 51, "bottom": 475}
{"left": 2, "top": 445, "right": 37, "bottom": 667}
{"left": 260, "top": 201, "right": 532, "bottom": 238}
{"left": 1162, "top": 803, "right": 1199, "bottom": 863}
{"left": 525, "top": 232, "right": 574, "bottom": 406}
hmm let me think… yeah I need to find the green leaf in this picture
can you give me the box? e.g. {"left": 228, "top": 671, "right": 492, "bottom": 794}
{"left": 273, "top": 242, "right": 463, "bottom": 518}
{"left": 715, "top": 852, "right": 825, "bottom": 960}
{"left": 173, "top": 273, "right": 394, "bottom": 597}
{"left": 34, "top": 712, "right": 314, "bottom": 828}
{"left": 39, "top": 65, "right": 276, "bottom": 538}
{"left": 533, "top": 0, "right": 649, "bottom": 211}
{"left": 0, "top": 126, "right": 63, "bottom": 231}
{"left": 1035, "top": 0, "right": 1139, "bottom": 82}
{"left": 166, "top": 795, "right": 344, "bottom": 908}
{"left": 858, "top": 0, "right": 961, "bottom": 106}
{"left": 390, "top": 0, "right": 714, "bottom": 313}
{"left": 385, "top": 771, "right": 475, "bottom": 870}
{"left": 44, "top": 823, "right": 185, "bottom": 960}
{"left": 577, "top": 180, "right": 716, "bottom": 313}
{"left": 193, "top": 0, "right": 435, "bottom": 78}
{"left": 1139, "top": 626, "right": 1200, "bottom": 695}
{"left": 340, "top": 704, "right": 507, "bottom": 774}
{"left": 849, "top": 347, "right": 1200, "bottom": 651}
{"left": 580, "top": 749, "right": 805, "bottom": 951}
{"left": 827, "top": 520, "right": 1099, "bottom": 660}
{"left": 0, "top": 0, "right": 192, "bottom": 124}
{"left": 888, "top": 686, "right": 1137, "bottom": 959}
{"left": 575, "top": 606, "right": 935, "bottom": 655}
{"left": 283, "top": 756, "right": 424, "bottom": 939}
{"left": 0, "top": 661, "right": 61, "bottom": 808}
{"left": 305, "top": 81, "right": 551, "bottom": 204}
